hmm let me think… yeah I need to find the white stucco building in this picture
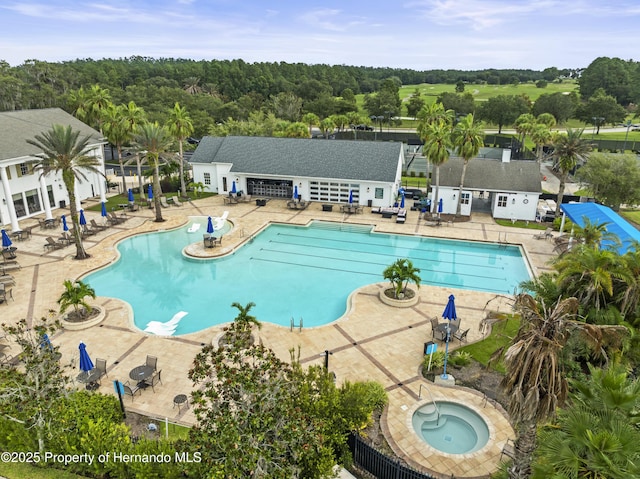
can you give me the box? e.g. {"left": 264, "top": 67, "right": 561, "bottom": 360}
{"left": 0, "top": 108, "right": 106, "bottom": 230}
{"left": 434, "top": 150, "right": 541, "bottom": 221}
{"left": 190, "top": 136, "right": 405, "bottom": 207}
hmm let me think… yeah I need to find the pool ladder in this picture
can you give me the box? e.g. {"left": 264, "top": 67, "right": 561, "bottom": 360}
{"left": 418, "top": 384, "right": 441, "bottom": 426}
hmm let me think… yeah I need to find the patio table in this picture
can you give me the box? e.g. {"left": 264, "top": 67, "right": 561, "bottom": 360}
{"left": 435, "top": 323, "right": 459, "bottom": 341}
{"left": 77, "top": 369, "right": 102, "bottom": 390}
{"left": 129, "top": 365, "right": 154, "bottom": 388}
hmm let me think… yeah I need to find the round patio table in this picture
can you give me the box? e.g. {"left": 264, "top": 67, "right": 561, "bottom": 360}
{"left": 129, "top": 365, "right": 154, "bottom": 388}
{"left": 435, "top": 323, "right": 459, "bottom": 341}
{"left": 77, "top": 369, "right": 101, "bottom": 391}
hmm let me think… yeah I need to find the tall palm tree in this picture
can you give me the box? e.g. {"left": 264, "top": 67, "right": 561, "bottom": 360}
{"left": 166, "top": 102, "right": 194, "bottom": 197}
{"left": 530, "top": 123, "right": 552, "bottom": 163}
{"left": 551, "top": 128, "right": 591, "bottom": 215}
{"left": 421, "top": 120, "right": 452, "bottom": 217}
{"left": 132, "top": 122, "right": 173, "bottom": 222}
{"left": 514, "top": 113, "right": 536, "bottom": 149}
{"left": 102, "top": 103, "right": 129, "bottom": 194}
{"left": 573, "top": 217, "right": 620, "bottom": 249}
{"left": 118, "top": 101, "right": 147, "bottom": 199}
{"left": 27, "top": 125, "right": 102, "bottom": 259}
{"left": 451, "top": 113, "right": 484, "bottom": 216}
{"left": 70, "top": 85, "right": 111, "bottom": 133}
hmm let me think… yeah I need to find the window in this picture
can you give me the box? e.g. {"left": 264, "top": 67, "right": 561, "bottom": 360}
{"left": 461, "top": 193, "right": 470, "bottom": 205}
{"left": 203, "top": 172, "right": 211, "bottom": 185}
{"left": 375, "top": 188, "right": 384, "bottom": 199}
{"left": 222, "top": 177, "right": 227, "bottom": 192}
{"left": 497, "top": 195, "right": 507, "bottom": 208}
{"left": 25, "top": 189, "right": 41, "bottom": 215}
{"left": 19, "top": 163, "right": 29, "bottom": 176}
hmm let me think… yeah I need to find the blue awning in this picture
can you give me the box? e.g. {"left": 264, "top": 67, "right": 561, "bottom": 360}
{"left": 560, "top": 203, "right": 640, "bottom": 254}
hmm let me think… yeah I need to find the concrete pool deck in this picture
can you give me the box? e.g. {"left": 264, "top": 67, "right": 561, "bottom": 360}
{"left": 1, "top": 195, "right": 559, "bottom": 478}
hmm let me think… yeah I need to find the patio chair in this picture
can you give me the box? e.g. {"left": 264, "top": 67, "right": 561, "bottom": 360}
{"left": 146, "top": 370, "right": 163, "bottom": 392}
{"left": 453, "top": 328, "right": 470, "bottom": 343}
{"left": 0, "top": 286, "right": 13, "bottom": 303}
{"left": 160, "top": 197, "right": 171, "bottom": 208}
{"left": 122, "top": 381, "right": 141, "bottom": 401}
{"left": 533, "top": 227, "right": 553, "bottom": 240}
{"left": 203, "top": 234, "right": 215, "bottom": 248}
{"left": 44, "top": 236, "right": 65, "bottom": 251}
{"left": 82, "top": 224, "right": 96, "bottom": 236}
{"left": 107, "top": 212, "right": 125, "bottom": 225}
{"left": 500, "top": 438, "right": 516, "bottom": 461}
{"left": 90, "top": 219, "right": 108, "bottom": 231}
{"left": 172, "top": 196, "right": 183, "bottom": 207}
{"left": 146, "top": 355, "right": 158, "bottom": 372}
{"left": 95, "top": 358, "right": 108, "bottom": 383}
{"left": 21, "top": 225, "right": 36, "bottom": 239}
{"left": 2, "top": 249, "right": 17, "bottom": 261}
{"left": 0, "top": 275, "right": 16, "bottom": 286}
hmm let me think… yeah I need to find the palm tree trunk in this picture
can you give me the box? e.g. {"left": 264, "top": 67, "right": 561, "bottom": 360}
{"left": 135, "top": 153, "right": 143, "bottom": 203}
{"left": 64, "top": 173, "right": 88, "bottom": 259}
{"left": 556, "top": 172, "right": 567, "bottom": 216}
{"left": 178, "top": 140, "right": 186, "bottom": 197}
{"left": 456, "top": 160, "right": 469, "bottom": 216}
{"left": 153, "top": 160, "right": 163, "bottom": 222}
{"left": 117, "top": 146, "right": 127, "bottom": 194}
{"left": 508, "top": 421, "right": 537, "bottom": 479}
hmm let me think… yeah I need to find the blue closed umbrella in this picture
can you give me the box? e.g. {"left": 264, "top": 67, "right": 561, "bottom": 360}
{"left": 438, "top": 198, "right": 443, "bottom": 213}
{"left": 348, "top": 190, "right": 353, "bottom": 204}
{"left": 207, "top": 216, "right": 214, "bottom": 234}
{"left": 61, "top": 215, "right": 69, "bottom": 232}
{"left": 441, "top": 294, "right": 457, "bottom": 379}
{"left": 128, "top": 189, "right": 134, "bottom": 202}
{"left": 400, "top": 193, "right": 405, "bottom": 209}
{"left": 79, "top": 210, "right": 87, "bottom": 226}
{"left": 293, "top": 185, "right": 299, "bottom": 200}
{"left": 1, "top": 229, "right": 12, "bottom": 249}
{"left": 78, "top": 342, "right": 94, "bottom": 372}
{"left": 231, "top": 181, "right": 237, "bottom": 194}
{"left": 101, "top": 202, "right": 108, "bottom": 218}
{"left": 148, "top": 185, "right": 153, "bottom": 200}
{"left": 40, "top": 333, "right": 53, "bottom": 351}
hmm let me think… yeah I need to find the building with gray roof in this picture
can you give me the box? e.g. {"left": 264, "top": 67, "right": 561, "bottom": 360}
{"left": 0, "top": 108, "right": 106, "bottom": 230}
{"left": 190, "top": 136, "right": 404, "bottom": 207}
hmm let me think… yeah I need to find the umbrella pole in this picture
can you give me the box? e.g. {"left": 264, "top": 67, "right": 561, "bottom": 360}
{"left": 441, "top": 324, "right": 450, "bottom": 379}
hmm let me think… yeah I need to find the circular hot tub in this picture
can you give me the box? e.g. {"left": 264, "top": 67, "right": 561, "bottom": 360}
{"left": 412, "top": 401, "right": 490, "bottom": 454}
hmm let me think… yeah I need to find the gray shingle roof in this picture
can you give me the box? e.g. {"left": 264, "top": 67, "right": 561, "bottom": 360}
{"left": 438, "top": 157, "right": 541, "bottom": 193}
{"left": 0, "top": 108, "right": 103, "bottom": 161}
{"left": 191, "top": 136, "right": 402, "bottom": 182}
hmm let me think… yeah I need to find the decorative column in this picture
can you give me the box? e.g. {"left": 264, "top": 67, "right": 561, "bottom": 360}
{"left": 0, "top": 165, "right": 20, "bottom": 231}
{"left": 38, "top": 168, "right": 54, "bottom": 220}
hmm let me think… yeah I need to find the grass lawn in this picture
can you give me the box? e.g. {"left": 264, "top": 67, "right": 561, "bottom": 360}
{"left": 494, "top": 219, "right": 548, "bottom": 230}
{"left": 159, "top": 420, "right": 191, "bottom": 441}
{"left": 400, "top": 176, "right": 429, "bottom": 189}
{"left": 0, "top": 462, "right": 88, "bottom": 479}
{"left": 621, "top": 209, "right": 640, "bottom": 227}
{"left": 459, "top": 317, "right": 520, "bottom": 373}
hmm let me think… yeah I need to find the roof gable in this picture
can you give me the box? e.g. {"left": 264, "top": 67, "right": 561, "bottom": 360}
{"left": 438, "top": 157, "right": 541, "bottom": 193}
{"left": 0, "top": 108, "right": 103, "bottom": 161}
{"left": 191, "top": 136, "right": 402, "bottom": 182}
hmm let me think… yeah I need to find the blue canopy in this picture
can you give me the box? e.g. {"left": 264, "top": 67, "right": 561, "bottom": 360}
{"left": 207, "top": 216, "right": 214, "bottom": 234}
{"left": 349, "top": 190, "right": 353, "bottom": 204}
{"left": 148, "top": 185, "right": 153, "bottom": 200}
{"left": 442, "top": 294, "right": 457, "bottom": 321}
{"left": 61, "top": 215, "right": 69, "bottom": 232}
{"left": 128, "top": 189, "right": 134, "bottom": 202}
{"left": 79, "top": 210, "right": 87, "bottom": 226}
{"left": 78, "top": 342, "right": 94, "bottom": 372}
{"left": 1, "top": 229, "right": 12, "bottom": 249}
{"left": 560, "top": 203, "right": 640, "bottom": 254}
{"left": 231, "top": 181, "right": 237, "bottom": 194}
{"left": 101, "top": 202, "right": 108, "bottom": 218}
{"left": 293, "top": 185, "right": 299, "bottom": 200}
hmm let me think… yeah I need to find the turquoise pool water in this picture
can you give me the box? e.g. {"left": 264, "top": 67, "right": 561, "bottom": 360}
{"left": 84, "top": 221, "right": 531, "bottom": 335}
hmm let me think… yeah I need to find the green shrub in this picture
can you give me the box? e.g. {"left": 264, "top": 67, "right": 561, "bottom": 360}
{"left": 422, "top": 350, "right": 445, "bottom": 371}
{"left": 410, "top": 171, "right": 416, "bottom": 177}
{"left": 418, "top": 171, "right": 425, "bottom": 177}
{"left": 449, "top": 350, "right": 472, "bottom": 367}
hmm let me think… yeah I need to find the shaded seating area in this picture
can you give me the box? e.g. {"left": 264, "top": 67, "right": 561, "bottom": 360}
{"left": 203, "top": 234, "right": 222, "bottom": 249}
{"left": 340, "top": 204, "right": 363, "bottom": 214}
{"left": 223, "top": 193, "right": 239, "bottom": 205}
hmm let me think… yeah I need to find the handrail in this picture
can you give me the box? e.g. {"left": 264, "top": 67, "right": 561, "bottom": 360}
{"left": 418, "top": 383, "right": 441, "bottom": 426}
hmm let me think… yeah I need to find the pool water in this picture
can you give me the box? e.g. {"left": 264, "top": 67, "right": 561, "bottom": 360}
{"left": 84, "top": 221, "right": 531, "bottom": 335}
{"left": 412, "top": 401, "right": 490, "bottom": 454}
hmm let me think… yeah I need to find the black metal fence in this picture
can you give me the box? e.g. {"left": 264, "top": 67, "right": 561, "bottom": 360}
{"left": 348, "top": 433, "right": 436, "bottom": 479}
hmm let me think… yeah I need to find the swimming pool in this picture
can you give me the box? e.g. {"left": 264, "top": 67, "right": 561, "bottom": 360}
{"left": 83, "top": 221, "right": 531, "bottom": 334}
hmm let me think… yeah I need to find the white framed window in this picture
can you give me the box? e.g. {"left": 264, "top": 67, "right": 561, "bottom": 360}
{"left": 497, "top": 195, "right": 507, "bottom": 207}
{"left": 203, "top": 172, "right": 211, "bottom": 185}
{"left": 461, "top": 193, "right": 470, "bottom": 205}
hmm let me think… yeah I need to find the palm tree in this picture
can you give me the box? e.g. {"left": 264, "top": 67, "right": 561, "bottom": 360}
{"left": 166, "top": 102, "right": 194, "bottom": 197}
{"left": 421, "top": 120, "right": 452, "bottom": 217}
{"left": 618, "top": 243, "right": 640, "bottom": 317}
{"left": 57, "top": 279, "right": 96, "bottom": 319}
{"left": 319, "top": 118, "right": 335, "bottom": 139}
{"left": 451, "top": 113, "right": 484, "bottom": 216}
{"left": 514, "top": 113, "right": 536, "bottom": 149}
{"left": 27, "top": 125, "right": 102, "bottom": 259}
{"left": 118, "top": 101, "right": 147, "bottom": 199}
{"left": 102, "top": 103, "right": 129, "bottom": 194}
{"left": 70, "top": 85, "right": 111, "bottom": 133}
{"left": 382, "top": 258, "right": 421, "bottom": 299}
{"left": 493, "top": 294, "right": 626, "bottom": 479}
{"left": 573, "top": 217, "right": 620, "bottom": 249}
{"left": 302, "top": 112, "right": 319, "bottom": 137}
{"left": 551, "top": 128, "right": 591, "bottom": 215}
{"left": 530, "top": 123, "right": 552, "bottom": 163}
{"left": 132, "top": 122, "right": 174, "bottom": 222}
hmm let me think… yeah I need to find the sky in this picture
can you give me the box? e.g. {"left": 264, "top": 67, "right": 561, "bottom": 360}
{"left": 1, "top": 0, "right": 639, "bottom": 71}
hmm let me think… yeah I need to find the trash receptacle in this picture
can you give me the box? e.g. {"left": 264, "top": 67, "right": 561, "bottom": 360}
{"left": 367, "top": 199, "right": 373, "bottom": 207}
{"left": 59, "top": 200, "right": 66, "bottom": 208}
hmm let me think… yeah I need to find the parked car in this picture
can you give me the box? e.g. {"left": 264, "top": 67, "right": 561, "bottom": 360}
{"left": 402, "top": 188, "right": 424, "bottom": 199}
{"left": 351, "top": 124, "right": 373, "bottom": 131}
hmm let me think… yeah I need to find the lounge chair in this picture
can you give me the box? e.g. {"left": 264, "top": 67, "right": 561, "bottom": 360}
{"left": 44, "top": 237, "right": 65, "bottom": 251}
{"left": 2, "top": 250, "right": 17, "bottom": 261}
{"left": 90, "top": 219, "right": 108, "bottom": 231}
{"left": 107, "top": 212, "right": 125, "bottom": 225}
{"left": 82, "top": 225, "right": 96, "bottom": 236}
{"left": 172, "top": 196, "right": 183, "bottom": 207}
{"left": 0, "top": 275, "right": 16, "bottom": 286}
{"left": 160, "top": 197, "right": 171, "bottom": 208}
{"left": 533, "top": 227, "right": 553, "bottom": 240}
{"left": 144, "top": 311, "right": 188, "bottom": 335}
